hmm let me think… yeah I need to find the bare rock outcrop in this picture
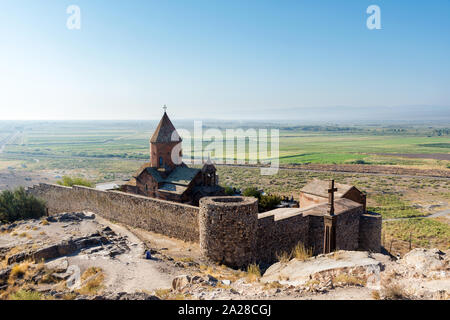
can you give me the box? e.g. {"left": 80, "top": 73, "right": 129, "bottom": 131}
{"left": 399, "top": 248, "right": 447, "bottom": 273}
{"left": 261, "top": 251, "right": 388, "bottom": 287}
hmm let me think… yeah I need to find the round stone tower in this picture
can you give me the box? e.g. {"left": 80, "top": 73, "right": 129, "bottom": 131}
{"left": 199, "top": 196, "right": 259, "bottom": 268}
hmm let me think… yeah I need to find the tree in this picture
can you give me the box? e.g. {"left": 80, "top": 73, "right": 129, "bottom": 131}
{"left": 0, "top": 187, "right": 47, "bottom": 223}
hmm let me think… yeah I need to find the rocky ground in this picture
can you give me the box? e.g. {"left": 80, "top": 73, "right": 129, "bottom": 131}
{"left": 0, "top": 212, "right": 449, "bottom": 300}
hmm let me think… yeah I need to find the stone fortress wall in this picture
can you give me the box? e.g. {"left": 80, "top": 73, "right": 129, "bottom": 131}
{"left": 27, "top": 183, "right": 382, "bottom": 268}
{"left": 27, "top": 183, "right": 200, "bottom": 242}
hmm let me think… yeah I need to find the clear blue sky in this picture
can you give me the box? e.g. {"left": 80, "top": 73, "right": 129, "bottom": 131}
{"left": 1, "top": 0, "right": 449, "bottom": 120}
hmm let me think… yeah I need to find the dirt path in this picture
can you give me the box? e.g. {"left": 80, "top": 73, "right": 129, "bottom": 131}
{"left": 383, "top": 208, "right": 450, "bottom": 222}
{"left": 80, "top": 215, "right": 176, "bottom": 293}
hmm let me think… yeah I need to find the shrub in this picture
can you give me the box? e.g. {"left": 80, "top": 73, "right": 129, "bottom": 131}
{"left": 242, "top": 187, "right": 261, "bottom": 199}
{"left": 0, "top": 187, "right": 47, "bottom": 223}
{"left": 57, "top": 176, "right": 94, "bottom": 188}
{"left": 223, "top": 186, "right": 235, "bottom": 196}
{"left": 259, "top": 194, "right": 282, "bottom": 212}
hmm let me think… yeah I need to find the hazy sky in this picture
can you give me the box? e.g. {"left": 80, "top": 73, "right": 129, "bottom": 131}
{"left": 1, "top": 1, "right": 449, "bottom": 120}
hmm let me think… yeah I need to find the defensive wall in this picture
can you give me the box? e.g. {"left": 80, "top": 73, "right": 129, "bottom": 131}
{"left": 27, "top": 183, "right": 382, "bottom": 268}
{"left": 27, "top": 183, "right": 200, "bottom": 242}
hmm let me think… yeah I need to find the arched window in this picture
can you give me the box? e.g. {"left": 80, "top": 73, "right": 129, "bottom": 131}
{"left": 159, "top": 156, "right": 163, "bottom": 166}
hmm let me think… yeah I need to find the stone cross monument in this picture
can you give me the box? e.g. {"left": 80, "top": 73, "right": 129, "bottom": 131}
{"left": 324, "top": 180, "right": 338, "bottom": 254}
{"left": 327, "top": 179, "right": 338, "bottom": 216}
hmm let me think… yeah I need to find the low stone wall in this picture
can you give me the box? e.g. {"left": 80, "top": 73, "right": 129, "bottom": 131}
{"left": 359, "top": 212, "right": 382, "bottom": 252}
{"left": 27, "top": 183, "right": 199, "bottom": 242}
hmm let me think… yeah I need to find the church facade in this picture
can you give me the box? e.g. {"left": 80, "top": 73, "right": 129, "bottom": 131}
{"left": 121, "top": 112, "right": 224, "bottom": 205}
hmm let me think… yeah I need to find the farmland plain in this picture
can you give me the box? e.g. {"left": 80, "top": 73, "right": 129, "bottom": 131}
{"left": 0, "top": 120, "right": 449, "bottom": 254}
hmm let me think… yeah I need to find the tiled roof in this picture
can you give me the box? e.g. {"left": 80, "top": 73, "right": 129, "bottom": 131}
{"left": 300, "top": 179, "right": 355, "bottom": 198}
{"left": 164, "top": 167, "right": 200, "bottom": 186}
{"left": 158, "top": 183, "right": 188, "bottom": 195}
{"left": 150, "top": 112, "right": 182, "bottom": 144}
{"left": 133, "top": 164, "right": 200, "bottom": 187}
{"left": 145, "top": 167, "right": 164, "bottom": 182}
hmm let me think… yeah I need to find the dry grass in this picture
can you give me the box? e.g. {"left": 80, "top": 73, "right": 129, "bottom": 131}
{"left": 76, "top": 267, "right": 105, "bottom": 295}
{"left": 81, "top": 267, "right": 102, "bottom": 281}
{"left": 276, "top": 243, "right": 313, "bottom": 263}
{"left": 305, "top": 279, "right": 320, "bottom": 287}
{"left": 154, "top": 288, "right": 172, "bottom": 299}
{"left": 263, "top": 281, "right": 284, "bottom": 290}
{"left": 371, "top": 290, "right": 381, "bottom": 300}
{"left": 197, "top": 263, "right": 245, "bottom": 283}
{"left": 332, "top": 273, "right": 366, "bottom": 286}
{"left": 61, "top": 292, "right": 78, "bottom": 300}
{"left": 8, "top": 262, "right": 31, "bottom": 284}
{"left": 292, "top": 243, "right": 313, "bottom": 261}
{"left": 382, "top": 283, "right": 410, "bottom": 300}
{"left": 40, "top": 219, "right": 49, "bottom": 226}
{"left": 177, "top": 257, "right": 195, "bottom": 263}
{"left": 246, "top": 264, "right": 261, "bottom": 283}
{"left": 331, "top": 251, "right": 345, "bottom": 260}
{"left": 275, "top": 251, "right": 291, "bottom": 263}
{"left": 154, "top": 288, "right": 192, "bottom": 300}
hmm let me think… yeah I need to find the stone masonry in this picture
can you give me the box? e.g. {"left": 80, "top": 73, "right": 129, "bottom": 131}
{"left": 199, "top": 197, "right": 259, "bottom": 268}
{"left": 27, "top": 183, "right": 382, "bottom": 268}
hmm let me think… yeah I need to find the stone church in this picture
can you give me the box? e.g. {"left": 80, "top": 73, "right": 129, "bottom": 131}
{"left": 121, "top": 111, "right": 224, "bottom": 205}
